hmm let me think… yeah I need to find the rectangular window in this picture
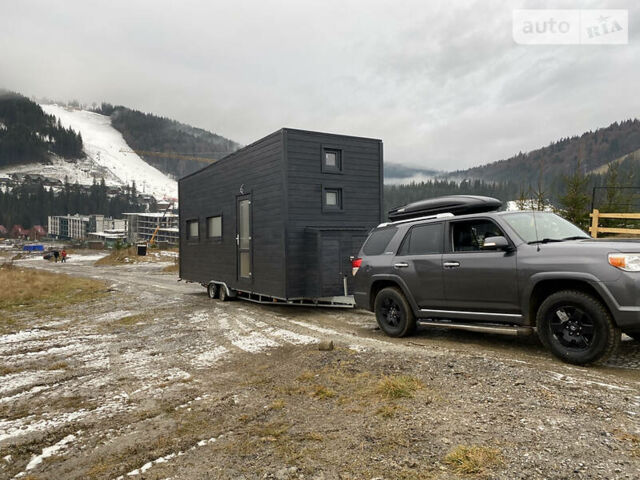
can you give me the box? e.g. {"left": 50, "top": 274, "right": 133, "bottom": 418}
{"left": 451, "top": 220, "right": 504, "bottom": 252}
{"left": 206, "top": 215, "right": 222, "bottom": 239}
{"left": 187, "top": 219, "right": 199, "bottom": 240}
{"left": 323, "top": 187, "right": 343, "bottom": 211}
{"left": 322, "top": 148, "right": 342, "bottom": 173}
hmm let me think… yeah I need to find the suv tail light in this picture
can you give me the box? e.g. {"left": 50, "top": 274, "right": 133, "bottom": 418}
{"left": 351, "top": 257, "right": 362, "bottom": 276}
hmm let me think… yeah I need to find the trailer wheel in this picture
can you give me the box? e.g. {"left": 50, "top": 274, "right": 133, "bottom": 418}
{"left": 207, "top": 283, "right": 218, "bottom": 300}
{"left": 219, "top": 286, "right": 233, "bottom": 302}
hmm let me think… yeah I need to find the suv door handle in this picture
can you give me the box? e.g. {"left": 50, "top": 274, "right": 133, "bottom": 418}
{"left": 394, "top": 262, "right": 409, "bottom": 268}
{"left": 443, "top": 261, "right": 460, "bottom": 268}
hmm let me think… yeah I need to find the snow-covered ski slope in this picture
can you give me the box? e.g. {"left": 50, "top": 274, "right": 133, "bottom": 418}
{"left": 40, "top": 105, "right": 177, "bottom": 199}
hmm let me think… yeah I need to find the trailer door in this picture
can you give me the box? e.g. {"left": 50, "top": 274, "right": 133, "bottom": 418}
{"left": 237, "top": 195, "right": 252, "bottom": 281}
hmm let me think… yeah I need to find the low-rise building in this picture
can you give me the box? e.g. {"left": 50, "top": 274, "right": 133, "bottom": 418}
{"left": 48, "top": 214, "right": 128, "bottom": 241}
{"left": 48, "top": 214, "right": 90, "bottom": 240}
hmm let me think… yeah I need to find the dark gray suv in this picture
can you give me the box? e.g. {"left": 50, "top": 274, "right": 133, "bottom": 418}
{"left": 353, "top": 206, "right": 640, "bottom": 365}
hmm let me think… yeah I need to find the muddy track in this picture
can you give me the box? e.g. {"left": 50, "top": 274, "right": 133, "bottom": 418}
{"left": 1, "top": 253, "right": 639, "bottom": 479}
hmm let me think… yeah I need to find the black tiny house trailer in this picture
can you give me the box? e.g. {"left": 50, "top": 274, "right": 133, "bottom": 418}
{"left": 178, "top": 128, "right": 383, "bottom": 305}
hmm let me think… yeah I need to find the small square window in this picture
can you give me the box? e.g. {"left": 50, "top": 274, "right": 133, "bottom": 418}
{"left": 323, "top": 188, "right": 343, "bottom": 211}
{"left": 187, "top": 219, "right": 199, "bottom": 240}
{"left": 206, "top": 216, "right": 222, "bottom": 238}
{"left": 322, "top": 148, "right": 342, "bottom": 173}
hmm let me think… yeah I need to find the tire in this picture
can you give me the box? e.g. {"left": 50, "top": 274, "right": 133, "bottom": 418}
{"left": 374, "top": 287, "right": 416, "bottom": 337}
{"left": 537, "top": 290, "right": 620, "bottom": 365}
{"left": 207, "top": 283, "right": 218, "bottom": 300}
{"left": 219, "top": 286, "right": 232, "bottom": 302}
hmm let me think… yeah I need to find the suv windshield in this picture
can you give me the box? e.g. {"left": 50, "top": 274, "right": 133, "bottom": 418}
{"left": 502, "top": 212, "right": 589, "bottom": 243}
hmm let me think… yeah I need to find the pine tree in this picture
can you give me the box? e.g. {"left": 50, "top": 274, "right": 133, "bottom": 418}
{"left": 560, "top": 158, "right": 590, "bottom": 229}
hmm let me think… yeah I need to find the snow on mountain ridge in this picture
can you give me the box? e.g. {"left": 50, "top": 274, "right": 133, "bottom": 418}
{"left": 39, "top": 104, "right": 177, "bottom": 199}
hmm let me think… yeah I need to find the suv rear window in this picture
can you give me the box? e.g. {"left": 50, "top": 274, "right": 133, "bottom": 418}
{"left": 362, "top": 227, "right": 397, "bottom": 255}
{"left": 398, "top": 222, "right": 443, "bottom": 255}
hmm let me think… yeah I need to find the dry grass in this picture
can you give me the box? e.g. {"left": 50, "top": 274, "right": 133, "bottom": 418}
{"left": 311, "top": 384, "right": 336, "bottom": 399}
{"left": 444, "top": 445, "right": 503, "bottom": 475}
{"left": 0, "top": 264, "right": 106, "bottom": 322}
{"left": 94, "top": 247, "right": 141, "bottom": 266}
{"left": 268, "top": 399, "right": 286, "bottom": 410}
{"left": 95, "top": 247, "right": 178, "bottom": 267}
{"left": 376, "top": 404, "right": 401, "bottom": 418}
{"left": 162, "top": 261, "right": 179, "bottom": 273}
{"left": 613, "top": 430, "right": 640, "bottom": 457}
{"left": 375, "top": 375, "right": 423, "bottom": 400}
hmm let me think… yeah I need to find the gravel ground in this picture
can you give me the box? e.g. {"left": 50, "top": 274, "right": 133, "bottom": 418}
{"left": 0, "top": 252, "right": 639, "bottom": 479}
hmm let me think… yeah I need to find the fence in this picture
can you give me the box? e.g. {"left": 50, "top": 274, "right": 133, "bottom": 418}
{"left": 589, "top": 209, "right": 640, "bottom": 238}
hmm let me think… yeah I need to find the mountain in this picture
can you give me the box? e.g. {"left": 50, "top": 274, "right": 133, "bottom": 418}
{"left": 0, "top": 90, "right": 83, "bottom": 167}
{"left": 94, "top": 103, "right": 241, "bottom": 178}
{"left": 0, "top": 90, "right": 242, "bottom": 200}
{"left": 40, "top": 104, "right": 178, "bottom": 199}
{"left": 450, "top": 119, "right": 640, "bottom": 186}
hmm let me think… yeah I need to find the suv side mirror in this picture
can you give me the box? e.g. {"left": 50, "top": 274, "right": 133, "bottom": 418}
{"left": 481, "top": 236, "right": 510, "bottom": 251}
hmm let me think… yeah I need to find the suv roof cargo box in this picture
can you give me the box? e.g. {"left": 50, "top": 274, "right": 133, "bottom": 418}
{"left": 388, "top": 195, "right": 502, "bottom": 221}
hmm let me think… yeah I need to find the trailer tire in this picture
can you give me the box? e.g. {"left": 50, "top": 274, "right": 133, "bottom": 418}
{"left": 207, "top": 283, "right": 218, "bottom": 300}
{"left": 219, "top": 286, "right": 233, "bottom": 302}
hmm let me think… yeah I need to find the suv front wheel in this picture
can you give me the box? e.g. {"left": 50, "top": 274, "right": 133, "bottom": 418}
{"left": 537, "top": 290, "right": 620, "bottom": 365}
{"left": 374, "top": 287, "right": 416, "bottom": 337}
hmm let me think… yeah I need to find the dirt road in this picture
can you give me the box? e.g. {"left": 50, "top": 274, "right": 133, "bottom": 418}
{"left": 1, "top": 253, "right": 639, "bottom": 479}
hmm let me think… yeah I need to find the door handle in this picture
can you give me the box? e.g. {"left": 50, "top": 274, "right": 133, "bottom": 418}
{"left": 443, "top": 261, "right": 460, "bottom": 268}
{"left": 394, "top": 262, "right": 409, "bottom": 268}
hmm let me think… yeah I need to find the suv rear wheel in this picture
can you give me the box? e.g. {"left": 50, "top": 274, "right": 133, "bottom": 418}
{"left": 374, "top": 287, "right": 416, "bottom": 337}
{"left": 537, "top": 290, "right": 620, "bottom": 365}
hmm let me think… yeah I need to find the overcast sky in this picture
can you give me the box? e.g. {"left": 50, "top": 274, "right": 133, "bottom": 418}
{"left": 1, "top": 0, "right": 639, "bottom": 171}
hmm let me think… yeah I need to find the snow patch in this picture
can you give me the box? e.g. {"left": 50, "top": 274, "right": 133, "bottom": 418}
{"left": 0, "top": 371, "right": 61, "bottom": 396}
{"left": 265, "top": 328, "right": 318, "bottom": 345}
{"left": 122, "top": 434, "right": 222, "bottom": 478}
{"left": 192, "top": 346, "right": 229, "bottom": 368}
{"left": 22, "top": 433, "right": 76, "bottom": 473}
{"left": 288, "top": 320, "right": 341, "bottom": 336}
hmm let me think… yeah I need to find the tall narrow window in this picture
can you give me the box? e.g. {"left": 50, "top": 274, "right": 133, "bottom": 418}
{"left": 207, "top": 216, "right": 222, "bottom": 239}
{"left": 187, "top": 219, "right": 199, "bottom": 240}
{"left": 322, "top": 148, "right": 342, "bottom": 173}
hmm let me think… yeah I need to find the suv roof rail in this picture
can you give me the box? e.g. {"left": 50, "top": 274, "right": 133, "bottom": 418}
{"left": 377, "top": 212, "right": 454, "bottom": 228}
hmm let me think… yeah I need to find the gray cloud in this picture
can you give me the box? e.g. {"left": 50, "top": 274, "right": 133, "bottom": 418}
{"left": 1, "top": 0, "right": 638, "bottom": 171}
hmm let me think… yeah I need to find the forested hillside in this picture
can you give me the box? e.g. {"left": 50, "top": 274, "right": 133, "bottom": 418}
{"left": 452, "top": 119, "right": 640, "bottom": 186}
{"left": 0, "top": 90, "right": 83, "bottom": 167}
{"left": 94, "top": 103, "right": 240, "bottom": 178}
{"left": 384, "top": 179, "right": 520, "bottom": 214}
{"left": 0, "top": 179, "right": 149, "bottom": 229}
{"left": 383, "top": 153, "right": 640, "bottom": 217}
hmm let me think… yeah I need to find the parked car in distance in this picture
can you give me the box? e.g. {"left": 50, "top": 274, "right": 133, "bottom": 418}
{"left": 353, "top": 198, "right": 640, "bottom": 365}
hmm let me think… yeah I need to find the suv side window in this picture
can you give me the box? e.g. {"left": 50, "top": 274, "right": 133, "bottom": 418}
{"left": 398, "top": 222, "right": 443, "bottom": 255}
{"left": 362, "top": 226, "right": 398, "bottom": 255}
{"left": 451, "top": 219, "right": 504, "bottom": 252}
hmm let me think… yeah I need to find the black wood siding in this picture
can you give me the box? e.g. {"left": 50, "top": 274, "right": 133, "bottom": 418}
{"left": 179, "top": 128, "right": 382, "bottom": 300}
{"left": 284, "top": 130, "right": 383, "bottom": 298}
{"left": 179, "top": 130, "right": 286, "bottom": 298}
